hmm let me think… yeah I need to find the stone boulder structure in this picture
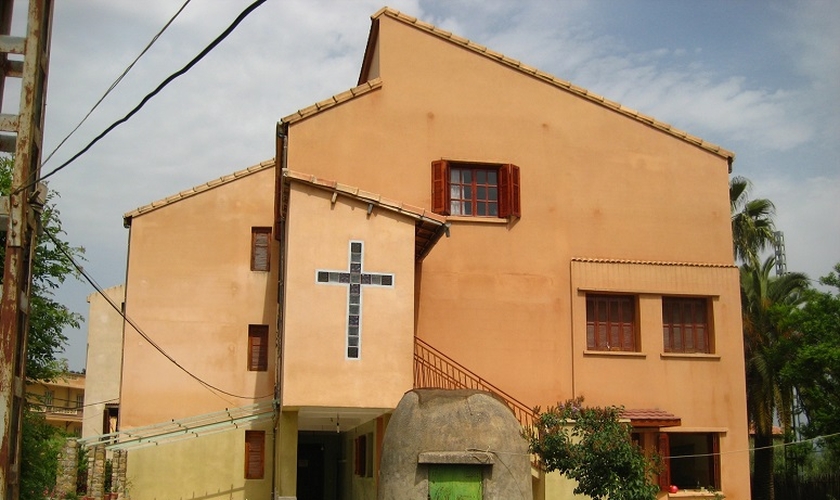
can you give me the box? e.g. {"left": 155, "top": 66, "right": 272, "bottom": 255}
{"left": 378, "top": 389, "right": 532, "bottom": 500}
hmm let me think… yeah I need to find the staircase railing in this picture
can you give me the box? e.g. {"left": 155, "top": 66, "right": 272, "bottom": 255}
{"left": 414, "top": 336, "right": 537, "bottom": 429}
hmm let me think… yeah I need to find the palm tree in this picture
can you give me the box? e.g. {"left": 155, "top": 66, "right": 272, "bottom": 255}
{"left": 741, "top": 257, "right": 809, "bottom": 500}
{"left": 730, "top": 176, "right": 776, "bottom": 265}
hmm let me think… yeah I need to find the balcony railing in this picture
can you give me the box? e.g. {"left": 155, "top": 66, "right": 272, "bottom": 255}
{"left": 31, "top": 405, "right": 82, "bottom": 420}
{"left": 414, "top": 336, "right": 536, "bottom": 429}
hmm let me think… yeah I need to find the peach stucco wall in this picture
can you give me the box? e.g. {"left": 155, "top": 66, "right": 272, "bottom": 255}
{"left": 281, "top": 183, "right": 416, "bottom": 409}
{"left": 283, "top": 14, "right": 748, "bottom": 499}
{"left": 286, "top": 14, "right": 737, "bottom": 403}
{"left": 121, "top": 167, "right": 277, "bottom": 427}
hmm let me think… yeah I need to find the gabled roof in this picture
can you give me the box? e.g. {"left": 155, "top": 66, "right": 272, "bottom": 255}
{"left": 281, "top": 169, "right": 449, "bottom": 261}
{"left": 355, "top": 7, "right": 734, "bottom": 164}
{"left": 123, "top": 159, "right": 275, "bottom": 226}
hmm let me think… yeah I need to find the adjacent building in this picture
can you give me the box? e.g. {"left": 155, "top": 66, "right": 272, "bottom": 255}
{"left": 27, "top": 372, "right": 85, "bottom": 436}
{"left": 86, "top": 7, "right": 751, "bottom": 500}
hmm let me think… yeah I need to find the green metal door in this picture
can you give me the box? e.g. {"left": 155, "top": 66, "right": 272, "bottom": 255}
{"left": 428, "top": 465, "right": 482, "bottom": 500}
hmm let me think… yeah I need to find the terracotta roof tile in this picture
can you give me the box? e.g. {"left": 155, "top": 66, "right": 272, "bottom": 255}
{"left": 622, "top": 408, "right": 681, "bottom": 427}
{"left": 280, "top": 78, "right": 382, "bottom": 125}
{"left": 372, "top": 7, "right": 734, "bottom": 161}
{"left": 571, "top": 257, "right": 736, "bottom": 269}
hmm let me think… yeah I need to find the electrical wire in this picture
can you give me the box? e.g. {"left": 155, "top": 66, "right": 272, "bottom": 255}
{"left": 43, "top": 228, "right": 275, "bottom": 401}
{"left": 17, "top": 0, "right": 268, "bottom": 194}
{"left": 41, "top": 0, "right": 193, "bottom": 167}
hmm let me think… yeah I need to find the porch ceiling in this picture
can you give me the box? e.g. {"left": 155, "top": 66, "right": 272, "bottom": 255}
{"left": 295, "top": 406, "right": 391, "bottom": 432}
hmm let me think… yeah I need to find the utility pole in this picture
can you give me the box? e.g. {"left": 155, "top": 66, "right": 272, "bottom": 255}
{"left": 0, "top": 1, "right": 54, "bottom": 498}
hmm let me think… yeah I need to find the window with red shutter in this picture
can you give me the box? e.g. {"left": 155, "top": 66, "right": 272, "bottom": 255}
{"left": 245, "top": 430, "right": 265, "bottom": 479}
{"left": 248, "top": 325, "right": 269, "bottom": 371}
{"left": 251, "top": 227, "right": 271, "bottom": 271}
{"left": 586, "top": 294, "right": 638, "bottom": 351}
{"left": 662, "top": 297, "right": 712, "bottom": 353}
{"left": 431, "top": 160, "right": 521, "bottom": 218}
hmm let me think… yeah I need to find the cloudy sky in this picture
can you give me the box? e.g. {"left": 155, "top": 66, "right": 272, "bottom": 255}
{"left": 12, "top": 0, "right": 839, "bottom": 370}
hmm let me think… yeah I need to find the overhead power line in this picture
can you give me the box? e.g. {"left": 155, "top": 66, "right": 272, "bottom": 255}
{"left": 41, "top": 0, "right": 193, "bottom": 167}
{"left": 43, "top": 228, "right": 274, "bottom": 401}
{"left": 19, "top": 0, "right": 268, "bottom": 194}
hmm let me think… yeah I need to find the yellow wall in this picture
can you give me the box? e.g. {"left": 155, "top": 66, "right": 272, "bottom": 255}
{"left": 121, "top": 166, "right": 277, "bottom": 427}
{"left": 127, "top": 420, "right": 273, "bottom": 500}
{"left": 281, "top": 184, "right": 416, "bottom": 409}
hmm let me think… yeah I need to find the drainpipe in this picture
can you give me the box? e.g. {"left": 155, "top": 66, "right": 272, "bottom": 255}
{"left": 271, "top": 122, "right": 289, "bottom": 499}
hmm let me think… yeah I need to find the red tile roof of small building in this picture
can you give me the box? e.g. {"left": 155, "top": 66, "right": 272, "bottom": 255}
{"left": 622, "top": 408, "right": 682, "bottom": 428}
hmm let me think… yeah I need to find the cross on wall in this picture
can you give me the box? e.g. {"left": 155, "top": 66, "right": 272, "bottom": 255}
{"left": 315, "top": 241, "right": 395, "bottom": 359}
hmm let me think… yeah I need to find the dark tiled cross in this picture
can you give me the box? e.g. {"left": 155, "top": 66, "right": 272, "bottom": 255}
{"left": 316, "top": 241, "right": 394, "bottom": 359}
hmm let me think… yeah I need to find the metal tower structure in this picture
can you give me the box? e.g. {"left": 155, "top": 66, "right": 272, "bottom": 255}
{"left": 0, "top": 1, "right": 54, "bottom": 498}
{"left": 773, "top": 230, "right": 787, "bottom": 276}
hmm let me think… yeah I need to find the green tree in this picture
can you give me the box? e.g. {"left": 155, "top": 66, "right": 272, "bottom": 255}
{"left": 19, "top": 407, "right": 66, "bottom": 500}
{"left": 528, "top": 397, "right": 659, "bottom": 500}
{"left": 0, "top": 155, "right": 84, "bottom": 381}
{"left": 730, "top": 176, "right": 776, "bottom": 265}
{"left": 740, "top": 257, "right": 809, "bottom": 500}
{"left": 783, "top": 263, "right": 840, "bottom": 462}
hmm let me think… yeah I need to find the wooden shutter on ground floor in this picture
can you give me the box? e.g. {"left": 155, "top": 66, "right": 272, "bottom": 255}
{"left": 710, "top": 433, "right": 721, "bottom": 489}
{"left": 245, "top": 430, "right": 265, "bottom": 479}
{"left": 355, "top": 435, "right": 367, "bottom": 476}
{"left": 658, "top": 432, "right": 670, "bottom": 491}
{"left": 431, "top": 160, "right": 450, "bottom": 215}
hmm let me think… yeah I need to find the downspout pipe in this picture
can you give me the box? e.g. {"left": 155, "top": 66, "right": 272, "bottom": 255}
{"left": 271, "top": 122, "right": 289, "bottom": 499}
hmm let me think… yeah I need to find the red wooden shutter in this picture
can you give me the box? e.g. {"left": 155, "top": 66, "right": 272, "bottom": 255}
{"left": 710, "top": 433, "right": 721, "bottom": 489}
{"left": 248, "top": 325, "right": 268, "bottom": 371}
{"left": 499, "top": 164, "right": 521, "bottom": 218}
{"left": 251, "top": 228, "right": 271, "bottom": 271}
{"left": 509, "top": 164, "right": 521, "bottom": 218}
{"left": 431, "top": 160, "right": 450, "bottom": 215}
{"left": 658, "top": 432, "right": 670, "bottom": 491}
{"left": 245, "top": 430, "right": 265, "bottom": 479}
{"left": 355, "top": 435, "right": 367, "bottom": 476}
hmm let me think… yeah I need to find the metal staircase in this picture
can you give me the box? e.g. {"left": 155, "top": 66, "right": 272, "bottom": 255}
{"left": 413, "top": 336, "right": 537, "bottom": 428}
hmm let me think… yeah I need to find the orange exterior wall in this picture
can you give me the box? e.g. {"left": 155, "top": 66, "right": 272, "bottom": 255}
{"left": 281, "top": 184, "right": 416, "bottom": 409}
{"left": 120, "top": 167, "right": 277, "bottom": 427}
{"left": 284, "top": 13, "right": 748, "bottom": 498}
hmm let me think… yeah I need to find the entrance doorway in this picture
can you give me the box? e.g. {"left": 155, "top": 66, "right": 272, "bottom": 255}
{"left": 297, "top": 432, "right": 341, "bottom": 500}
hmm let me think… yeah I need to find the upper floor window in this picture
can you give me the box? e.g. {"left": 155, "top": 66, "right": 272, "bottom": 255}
{"left": 251, "top": 227, "right": 271, "bottom": 271}
{"left": 586, "top": 294, "right": 637, "bottom": 351}
{"left": 662, "top": 297, "right": 711, "bottom": 353}
{"left": 432, "top": 160, "right": 520, "bottom": 218}
{"left": 248, "top": 325, "right": 269, "bottom": 371}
